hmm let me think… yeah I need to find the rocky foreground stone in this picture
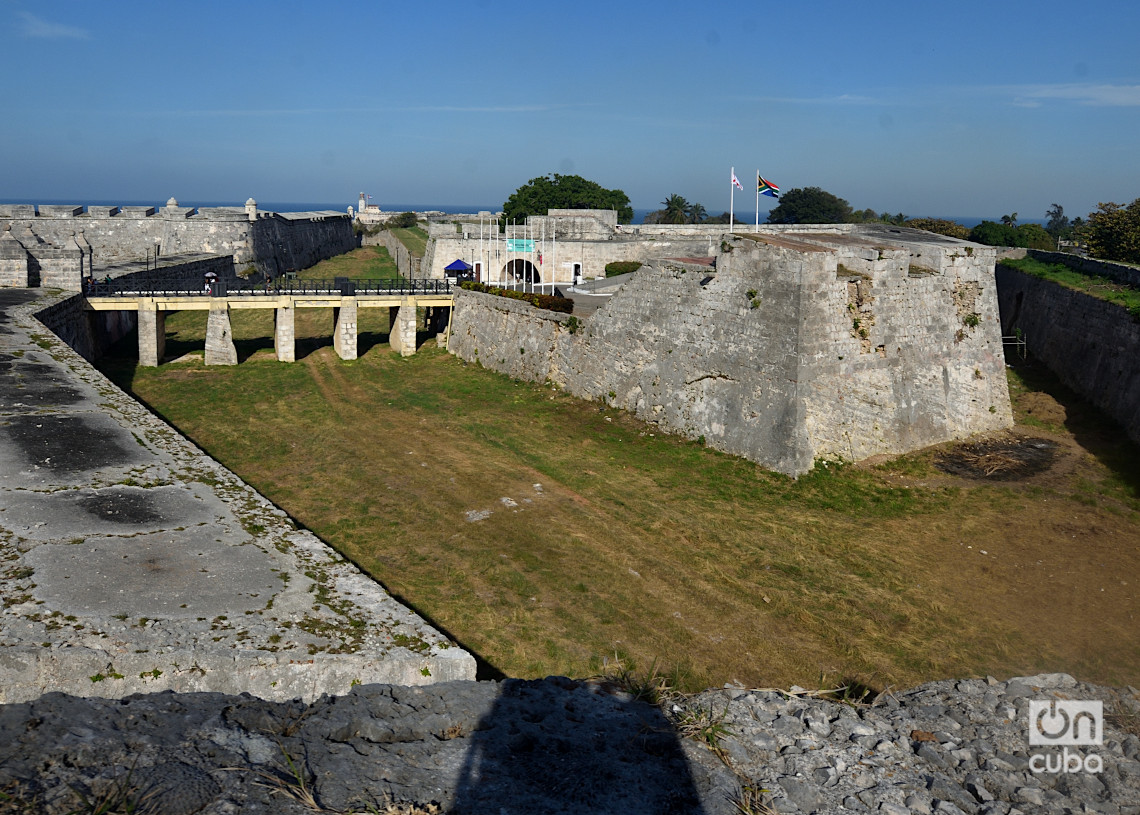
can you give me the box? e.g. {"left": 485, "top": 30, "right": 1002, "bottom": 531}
{"left": 0, "top": 672, "right": 1136, "bottom": 814}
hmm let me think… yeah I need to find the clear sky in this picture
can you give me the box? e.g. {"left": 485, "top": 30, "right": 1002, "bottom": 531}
{"left": 2, "top": 0, "right": 1138, "bottom": 221}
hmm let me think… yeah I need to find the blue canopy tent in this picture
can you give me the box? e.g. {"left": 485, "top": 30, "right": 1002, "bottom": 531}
{"left": 444, "top": 258, "right": 474, "bottom": 282}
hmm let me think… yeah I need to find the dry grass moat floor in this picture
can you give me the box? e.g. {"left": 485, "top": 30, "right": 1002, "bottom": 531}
{"left": 97, "top": 308, "right": 1140, "bottom": 693}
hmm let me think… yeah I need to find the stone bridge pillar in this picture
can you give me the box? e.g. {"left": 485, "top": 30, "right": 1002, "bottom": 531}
{"left": 388, "top": 299, "right": 418, "bottom": 357}
{"left": 137, "top": 302, "right": 166, "bottom": 367}
{"left": 275, "top": 301, "right": 295, "bottom": 362}
{"left": 205, "top": 302, "right": 237, "bottom": 365}
{"left": 333, "top": 297, "right": 358, "bottom": 360}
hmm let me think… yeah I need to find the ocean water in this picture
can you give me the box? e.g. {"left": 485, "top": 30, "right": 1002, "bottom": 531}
{"left": 4, "top": 199, "right": 1042, "bottom": 229}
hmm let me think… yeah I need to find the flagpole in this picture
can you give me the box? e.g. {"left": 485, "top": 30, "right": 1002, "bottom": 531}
{"left": 755, "top": 170, "right": 760, "bottom": 228}
{"left": 730, "top": 166, "right": 735, "bottom": 228}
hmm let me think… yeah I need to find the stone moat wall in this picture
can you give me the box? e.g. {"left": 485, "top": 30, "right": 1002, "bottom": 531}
{"left": 32, "top": 255, "right": 236, "bottom": 362}
{"left": 1025, "top": 248, "right": 1140, "bottom": 289}
{"left": 449, "top": 228, "right": 1013, "bottom": 475}
{"left": 996, "top": 264, "right": 1140, "bottom": 444}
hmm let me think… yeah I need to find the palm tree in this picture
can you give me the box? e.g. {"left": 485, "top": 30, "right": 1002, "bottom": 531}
{"left": 1001, "top": 212, "right": 1019, "bottom": 226}
{"left": 661, "top": 194, "right": 689, "bottom": 225}
{"left": 686, "top": 202, "right": 707, "bottom": 224}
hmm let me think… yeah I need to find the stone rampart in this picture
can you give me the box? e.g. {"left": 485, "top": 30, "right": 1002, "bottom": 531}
{"left": 996, "top": 264, "right": 1140, "bottom": 443}
{"left": 1026, "top": 248, "right": 1140, "bottom": 288}
{"left": 250, "top": 211, "right": 356, "bottom": 275}
{"left": 422, "top": 219, "right": 868, "bottom": 286}
{"left": 0, "top": 202, "right": 353, "bottom": 281}
{"left": 426, "top": 232, "right": 721, "bottom": 284}
{"left": 363, "top": 229, "right": 421, "bottom": 277}
{"left": 33, "top": 294, "right": 136, "bottom": 362}
{"left": 449, "top": 226, "right": 1012, "bottom": 475}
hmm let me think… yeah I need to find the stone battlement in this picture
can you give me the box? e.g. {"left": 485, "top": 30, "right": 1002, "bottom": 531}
{"left": 447, "top": 224, "right": 1013, "bottom": 475}
{"left": 0, "top": 199, "right": 355, "bottom": 281}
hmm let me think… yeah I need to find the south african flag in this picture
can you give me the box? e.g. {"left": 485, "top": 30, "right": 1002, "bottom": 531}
{"left": 757, "top": 174, "right": 780, "bottom": 199}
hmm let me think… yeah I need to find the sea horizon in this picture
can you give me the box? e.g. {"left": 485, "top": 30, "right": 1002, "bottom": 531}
{"left": 2, "top": 198, "right": 1041, "bottom": 229}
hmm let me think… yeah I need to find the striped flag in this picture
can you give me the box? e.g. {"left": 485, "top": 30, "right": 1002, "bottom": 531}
{"left": 757, "top": 174, "right": 780, "bottom": 199}
{"left": 732, "top": 171, "right": 744, "bottom": 191}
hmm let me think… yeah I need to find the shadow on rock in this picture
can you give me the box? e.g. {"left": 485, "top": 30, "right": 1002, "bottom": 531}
{"left": 0, "top": 679, "right": 737, "bottom": 814}
{"left": 446, "top": 677, "right": 730, "bottom": 814}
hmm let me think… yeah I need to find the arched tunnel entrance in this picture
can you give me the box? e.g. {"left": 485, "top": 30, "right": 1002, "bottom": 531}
{"left": 501, "top": 259, "right": 541, "bottom": 292}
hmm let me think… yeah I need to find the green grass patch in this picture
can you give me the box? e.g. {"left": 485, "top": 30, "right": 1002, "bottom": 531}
{"left": 389, "top": 226, "right": 429, "bottom": 257}
{"left": 298, "top": 245, "right": 398, "bottom": 281}
{"left": 94, "top": 314, "right": 1140, "bottom": 691}
{"left": 1000, "top": 256, "right": 1140, "bottom": 318}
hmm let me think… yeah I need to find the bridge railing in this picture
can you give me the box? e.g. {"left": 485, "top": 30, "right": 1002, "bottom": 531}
{"left": 85, "top": 276, "right": 453, "bottom": 298}
{"left": 270, "top": 277, "right": 452, "bottom": 296}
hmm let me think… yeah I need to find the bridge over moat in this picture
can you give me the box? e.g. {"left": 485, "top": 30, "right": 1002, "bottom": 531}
{"left": 85, "top": 276, "right": 454, "bottom": 365}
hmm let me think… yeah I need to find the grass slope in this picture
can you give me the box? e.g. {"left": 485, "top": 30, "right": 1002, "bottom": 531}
{"left": 1000, "top": 256, "right": 1140, "bottom": 317}
{"left": 389, "top": 227, "right": 429, "bottom": 257}
{"left": 98, "top": 317, "right": 1140, "bottom": 691}
{"left": 297, "top": 245, "right": 399, "bottom": 280}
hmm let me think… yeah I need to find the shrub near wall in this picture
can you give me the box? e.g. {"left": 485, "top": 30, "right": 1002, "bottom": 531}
{"left": 459, "top": 281, "right": 574, "bottom": 313}
{"left": 605, "top": 261, "right": 642, "bottom": 277}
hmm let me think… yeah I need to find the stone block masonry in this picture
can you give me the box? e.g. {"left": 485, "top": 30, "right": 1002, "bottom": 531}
{"left": 388, "top": 300, "right": 418, "bottom": 356}
{"left": 333, "top": 298, "right": 358, "bottom": 360}
{"left": 448, "top": 225, "right": 1013, "bottom": 475}
{"left": 0, "top": 199, "right": 355, "bottom": 286}
{"left": 997, "top": 263, "right": 1140, "bottom": 444}
{"left": 274, "top": 303, "right": 296, "bottom": 362}
{"left": 1027, "top": 248, "right": 1140, "bottom": 289}
{"left": 204, "top": 302, "right": 238, "bottom": 365}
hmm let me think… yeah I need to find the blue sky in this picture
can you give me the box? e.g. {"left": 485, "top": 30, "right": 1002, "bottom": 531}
{"left": 2, "top": 0, "right": 1138, "bottom": 221}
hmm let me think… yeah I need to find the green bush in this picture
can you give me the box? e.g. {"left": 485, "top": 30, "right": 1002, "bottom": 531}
{"left": 1086, "top": 199, "right": 1140, "bottom": 264}
{"left": 352, "top": 221, "right": 383, "bottom": 237}
{"left": 459, "top": 281, "right": 574, "bottom": 313}
{"left": 605, "top": 261, "right": 643, "bottom": 277}
{"left": 969, "top": 221, "right": 1055, "bottom": 250}
{"left": 904, "top": 218, "right": 970, "bottom": 240}
{"left": 390, "top": 211, "right": 418, "bottom": 229}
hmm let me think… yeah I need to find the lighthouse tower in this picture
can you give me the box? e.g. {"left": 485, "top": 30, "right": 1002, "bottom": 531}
{"left": 358, "top": 192, "right": 367, "bottom": 213}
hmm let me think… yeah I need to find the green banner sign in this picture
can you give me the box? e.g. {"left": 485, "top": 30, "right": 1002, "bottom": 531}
{"left": 506, "top": 239, "right": 535, "bottom": 253}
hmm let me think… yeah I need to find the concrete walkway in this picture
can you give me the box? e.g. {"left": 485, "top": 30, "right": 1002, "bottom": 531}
{"left": 0, "top": 289, "right": 474, "bottom": 703}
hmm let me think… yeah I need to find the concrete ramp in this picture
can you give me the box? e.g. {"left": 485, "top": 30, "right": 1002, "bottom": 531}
{"left": 0, "top": 290, "right": 474, "bottom": 703}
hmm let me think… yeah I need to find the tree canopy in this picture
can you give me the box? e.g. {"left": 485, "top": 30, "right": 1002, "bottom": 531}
{"left": 660, "top": 193, "right": 689, "bottom": 224}
{"left": 501, "top": 174, "right": 633, "bottom": 225}
{"left": 968, "top": 221, "right": 1055, "bottom": 251}
{"left": 766, "top": 187, "right": 853, "bottom": 224}
{"left": 1045, "top": 204, "right": 1070, "bottom": 238}
{"left": 1086, "top": 199, "right": 1140, "bottom": 264}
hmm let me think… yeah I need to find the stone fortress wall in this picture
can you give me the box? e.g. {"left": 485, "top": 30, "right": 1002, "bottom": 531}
{"left": 448, "top": 224, "right": 1013, "bottom": 475}
{"left": 0, "top": 198, "right": 355, "bottom": 286}
{"left": 996, "top": 263, "right": 1140, "bottom": 444}
{"left": 420, "top": 209, "right": 725, "bottom": 285}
